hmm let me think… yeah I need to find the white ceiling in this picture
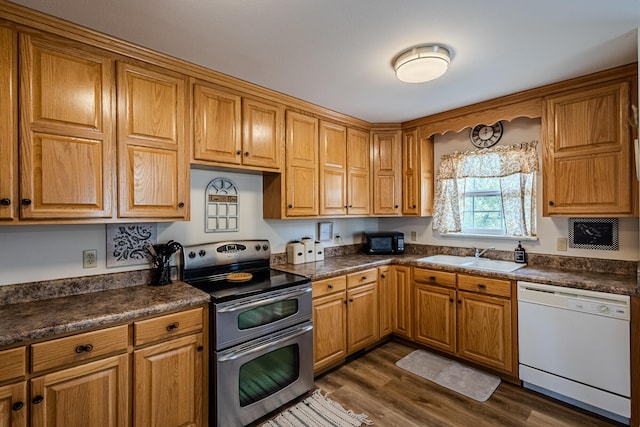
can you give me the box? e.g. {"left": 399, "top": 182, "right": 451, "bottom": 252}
{"left": 8, "top": 0, "right": 640, "bottom": 123}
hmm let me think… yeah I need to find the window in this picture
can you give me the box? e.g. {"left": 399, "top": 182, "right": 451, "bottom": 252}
{"left": 432, "top": 142, "right": 538, "bottom": 238}
{"left": 462, "top": 178, "right": 505, "bottom": 235}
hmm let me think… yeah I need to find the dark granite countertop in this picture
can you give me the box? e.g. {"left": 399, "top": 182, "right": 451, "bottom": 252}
{"left": 0, "top": 280, "right": 209, "bottom": 348}
{"left": 273, "top": 254, "right": 640, "bottom": 297}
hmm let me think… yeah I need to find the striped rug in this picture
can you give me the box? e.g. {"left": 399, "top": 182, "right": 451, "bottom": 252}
{"left": 260, "top": 389, "right": 373, "bottom": 427}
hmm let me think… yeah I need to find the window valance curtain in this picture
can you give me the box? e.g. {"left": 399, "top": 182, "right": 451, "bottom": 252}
{"left": 432, "top": 141, "right": 539, "bottom": 236}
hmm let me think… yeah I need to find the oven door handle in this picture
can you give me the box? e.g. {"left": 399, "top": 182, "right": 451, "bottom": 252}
{"left": 217, "top": 287, "right": 311, "bottom": 313}
{"left": 217, "top": 323, "right": 313, "bottom": 362}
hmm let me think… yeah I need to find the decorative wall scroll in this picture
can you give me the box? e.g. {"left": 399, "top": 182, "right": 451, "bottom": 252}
{"left": 106, "top": 223, "right": 157, "bottom": 267}
{"left": 206, "top": 177, "right": 239, "bottom": 232}
{"left": 569, "top": 218, "right": 618, "bottom": 250}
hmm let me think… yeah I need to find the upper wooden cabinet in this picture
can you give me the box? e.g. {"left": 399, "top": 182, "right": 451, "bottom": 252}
{"left": 319, "top": 121, "right": 370, "bottom": 216}
{"left": 117, "top": 62, "right": 189, "bottom": 220}
{"left": 19, "top": 33, "right": 116, "bottom": 220}
{"left": 192, "top": 83, "right": 283, "bottom": 172}
{"left": 372, "top": 131, "right": 402, "bottom": 216}
{"left": 543, "top": 79, "right": 637, "bottom": 216}
{"left": 0, "top": 26, "right": 17, "bottom": 221}
{"left": 402, "top": 129, "right": 434, "bottom": 216}
{"left": 284, "top": 111, "right": 319, "bottom": 216}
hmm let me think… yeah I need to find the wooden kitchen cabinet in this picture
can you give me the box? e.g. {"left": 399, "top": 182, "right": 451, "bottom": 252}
{"left": 0, "top": 346, "right": 27, "bottom": 427}
{"left": 241, "top": 97, "right": 283, "bottom": 170}
{"left": 346, "top": 269, "right": 378, "bottom": 353}
{"left": 378, "top": 266, "right": 393, "bottom": 337}
{"left": 117, "top": 61, "right": 189, "bottom": 220}
{"left": 402, "top": 128, "right": 434, "bottom": 216}
{"left": 19, "top": 32, "right": 116, "bottom": 220}
{"left": 284, "top": 111, "right": 319, "bottom": 216}
{"left": 413, "top": 269, "right": 457, "bottom": 353}
{"left": 392, "top": 266, "right": 412, "bottom": 339}
{"left": 319, "top": 121, "right": 370, "bottom": 216}
{"left": 30, "top": 354, "right": 129, "bottom": 427}
{"left": 0, "top": 26, "right": 17, "bottom": 222}
{"left": 372, "top": 131, "right": 402, "bottom": 216}
{"left": 312, "top": 275, "right": 347, "bottom": 373}
{"left": 543, "top": 79, "right": 637, "bottom": 216}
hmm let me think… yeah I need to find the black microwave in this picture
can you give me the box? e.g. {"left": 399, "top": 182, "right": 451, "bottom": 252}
{"left": 363, "top": 232, "right": 405, "bottom": 254}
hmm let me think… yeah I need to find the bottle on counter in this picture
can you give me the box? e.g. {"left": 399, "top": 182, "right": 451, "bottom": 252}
{"left": 514, "top": 241, "right": 527, "bottom": 264}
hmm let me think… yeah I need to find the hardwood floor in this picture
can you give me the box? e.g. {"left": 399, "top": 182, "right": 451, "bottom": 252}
{"left": 312, "top": 341, "right": 623, "bottom": 427}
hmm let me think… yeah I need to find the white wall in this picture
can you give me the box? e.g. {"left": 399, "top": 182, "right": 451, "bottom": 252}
{"left": 0, "top": 169, "right": 378, "bottom": 286}
{"left": 380, "top": 117, "right": 640, "bottom": 261}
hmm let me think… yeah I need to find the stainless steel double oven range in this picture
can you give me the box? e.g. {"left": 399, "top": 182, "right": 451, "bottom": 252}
{"left": 181, "top": 240, "right": 313, "bottom": 427}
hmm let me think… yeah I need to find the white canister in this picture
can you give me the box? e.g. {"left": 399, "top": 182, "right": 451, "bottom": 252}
{"left": 314, "top": 241, "right": 324, "bottom": 261}
{"left": 286, "top": 242, "right": 305, "bottom": 264}
{"left": 300, "top": 237, "right": 315, "bottom": 263}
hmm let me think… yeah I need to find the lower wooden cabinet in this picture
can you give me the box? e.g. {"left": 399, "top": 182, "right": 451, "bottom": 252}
{"left": 378, "top": 266, "right": 393, "bottom": 337}
{"left": 346, "top": 281, "right": 378, "bottom": 353}
{"left": 414, "top": 281, "right": 456, "bottom": 353}
{"left": 312, "top": 275, "right": 347, "bottom": 373}
{"left": 0, "top": 381, "right": 26, "bottom": 427}
{"left": 134, "top": 333, "right": 204, "bottom": 427}
{"left": 392, "top": 266, "right": 412, "bottom": 339}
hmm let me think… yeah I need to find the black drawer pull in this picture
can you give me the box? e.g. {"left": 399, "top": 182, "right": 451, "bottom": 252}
{"left": 32, "top": 396, "right": 43, "bottom": 405}
{"left": 0, "top": 198, "right": 10, "bottom": 206}
{"left": 327, "top": 284, "right": 333, "bottom": 289}
{"left": 75, "top": 344, "right": 94, "bottom": 353}
{"left": 12, "top": 401, "right": 24, "bottom": 411}
{"left": 361, "top": 276, "right": 367, "bottom": 280}
{"left": 429, "top": 276, "right": 436, "bottom": 281}
{"left": 166, "top": 322, "right": 180, "bottom": 331}
{"left": 21, "top": 199, "right": 32, "bottom": 206}
{"left": 477, "top": 284, "right": 487, "bottom": 289}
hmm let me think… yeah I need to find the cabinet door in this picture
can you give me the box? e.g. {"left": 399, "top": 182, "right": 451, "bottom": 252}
{"left": 134, "top": 334, "right": 203, "bottom": 427}
{"left": 0, "top": 381, "right": 27, "bottom": 427}
{"left": 192, "top": 83, "right": 241, "bottom": 165}
{"left": 20, "top": 33, "right": 116, "bottom": 219}
{"left": 30, "top": 354, "right": 129, "bottom": 427}
{"left": 117, "top": 62, "right": 189, "bottom": 219}
{"left": 285, "top": 111, "right": 318, "bottom": 216}
{"left": 241, "top": 98, "right": 282, "bottom": 169}
{"left": 457, "top": 291, "right": 512, "bottom": 372}
{"left": 319, "top": 121, "right": 347, "bottom": 216}
{"left": 402, "top": 129, "right": 419, "bottom": 215}
{"left": 414, "top": 283, "right": 456, "bottom": 353}
{"left": 378, "top": 266, "right": 393, "bottom": 337}
{"left": 346, "top": 283, "right": 378, "bottom": 354}
{"left": 392, "top": 266, "right": 412, "bottom": 339}
{"left": 543, "top": 80, "right": 635, "bottom": 216}
{"left": 346, "top": 128, "right": 370, "bottom": 215}
{"left": 0, "top": 26, "right": 17, "bottom": 221}
{"left": 312, "top": 292, "right": 347, "bottom": 373}
{"left": 372, "top": 131, "right": 401, "bottom": 216}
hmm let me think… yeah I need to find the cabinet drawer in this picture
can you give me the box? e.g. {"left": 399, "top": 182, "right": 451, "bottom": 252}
{"left": 457, "top": 274, "right": 511, "bottom": 298}
{"left": 347, "top": 268, "right": 377, "bottom": 288}
{"left": 0, "top": 346, "right": 26, "bottom": 382}
{"left": 413, "top": 268, "right": 456, "bottom": 288}
{"left": 134, "top": 307, "right": 203, "bottom": 346}
{"left": 312, "top": 275, "right": 346, "bottom": 298}
{"left": 31, "top": 324, "right": 129, "bottom": 373}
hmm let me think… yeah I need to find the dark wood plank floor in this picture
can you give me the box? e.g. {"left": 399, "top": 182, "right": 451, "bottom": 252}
{"left": 311, "top": 341, "right": 623, "bottom": 427}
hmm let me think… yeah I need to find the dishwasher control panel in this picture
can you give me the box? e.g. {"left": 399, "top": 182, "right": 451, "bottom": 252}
{"left": 567, "top": 298, "right": 628, "bottom": 318}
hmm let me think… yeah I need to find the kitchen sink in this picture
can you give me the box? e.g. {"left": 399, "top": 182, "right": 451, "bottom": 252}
{"left": 417, "top": 254, "right": 526, "bottom": 273}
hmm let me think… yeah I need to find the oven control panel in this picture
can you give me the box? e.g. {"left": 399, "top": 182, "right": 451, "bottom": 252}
{"left": 183, "top": 240, "right": 271, "bottom": 269}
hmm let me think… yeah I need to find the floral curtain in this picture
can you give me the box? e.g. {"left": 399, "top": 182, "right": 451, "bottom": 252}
{"left": 432, "top": 141, "right": 539, "bottom": 236}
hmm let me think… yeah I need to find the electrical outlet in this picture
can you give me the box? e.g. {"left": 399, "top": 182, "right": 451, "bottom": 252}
{"left": 557, "top": 237, "right": 568, "bottom": 252}
{"left": 83, "top": 249, "right": 97, "bottom": 268}
{"left": 410, "top": 231, "right": 417, "bottom": 241}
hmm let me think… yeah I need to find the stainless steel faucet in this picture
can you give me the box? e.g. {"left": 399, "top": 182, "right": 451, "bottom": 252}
{"left": 473, "top": 246, "right": 495, "bottom": 258}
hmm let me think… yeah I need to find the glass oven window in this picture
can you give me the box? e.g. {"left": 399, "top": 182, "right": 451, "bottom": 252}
{"left": 237, "top": 300, "right": 298, "bottom": 330}
{"left": 238, "top": 344, "right": 300, "bottom": 407}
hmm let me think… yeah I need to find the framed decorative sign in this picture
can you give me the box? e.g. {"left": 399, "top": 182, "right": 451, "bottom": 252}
{"left": 569, "top": 218, "right": 618, "bottom": 250}
{"left": 106, "top": 223, "right": 157, "bottom": 267}
{"left": 206, "top": 177, "right": 239, "bottom": 232}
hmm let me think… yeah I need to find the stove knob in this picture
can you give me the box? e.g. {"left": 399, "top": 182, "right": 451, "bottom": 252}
{"left": 188, "top": 252, "right": 196, "bottom": 259}
{"left": 255, "top": 244, "right": 261, "bottom": 251}
{"left": 262, "top": 244, "right": 269, "bottom": 251}
{"left": 199, "top": 250, "right": 206, "bottom": 257}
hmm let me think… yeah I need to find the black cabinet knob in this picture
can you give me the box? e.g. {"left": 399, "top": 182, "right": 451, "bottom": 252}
{"left": 245, "top": 152, "right": 250, "bottom": 156}
{"left": 394, "top": 205, "right": 399, "bottom": 209}
{"left": 178, "top": 202, "right": 185, "bottom": 208}
{"left": 327, "top": 284, "right": 333, "bottom": 289}
{"left": 549, "top": 201, "right": 555, "bottom": 206}
{"left": 197, "top": 345, "right": 204, "bottom": 352}
{"left": 188, "top": 251, "right": 196, "bottom": 259}
{"left": 75, "top": 344, "right": 94, "bottom": 353}
{"left": 288, "top": 204, "right": 293, "bottom": 208}
{"left": 0, "top": 198, "right": 10, "bottom": 206}
{"left": 166, "top": 322, "right": 180, "bottom": 331}
{"left": 412, "top": 204, "right": 416, "bottom": 208}
{"left": 380, "top": 274, "right": 385, "bottom": 279}
{"left": 21, "top": 199, "right": 32, "bottom": 206}
{"left": 12, "top": 401, "right": 24, "bottom": 411}
{"left": 449, "top": 298, "right": 454, "bottom": 303}
{"left": 236, "top": 150, "right": 241, "bottom": 155}
{"left": 198, "top": 250, "right": 206, "bottom": 257}
{"left": 32, "top": 396, "right": 44, "bottom": 405}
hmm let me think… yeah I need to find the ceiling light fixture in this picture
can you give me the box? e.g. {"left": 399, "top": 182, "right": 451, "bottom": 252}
{"left": 394, "top": 45, "right": 451, "bottom": 83}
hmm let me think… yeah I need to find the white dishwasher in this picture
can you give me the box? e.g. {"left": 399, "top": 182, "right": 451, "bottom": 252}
{"left": 517, "top": 281, "right": 630, "bottom": 424}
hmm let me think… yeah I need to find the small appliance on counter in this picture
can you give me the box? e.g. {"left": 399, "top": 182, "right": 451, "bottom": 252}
{"left": 363, "top": 231, "right": 405, "bottom": 254}
{"left": 286, "top": 241, "right": 305, "bottom": 264}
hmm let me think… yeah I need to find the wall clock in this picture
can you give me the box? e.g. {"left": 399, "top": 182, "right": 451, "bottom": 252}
{"left": 470, "top": 122, "right": 503, "bottom": 148}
